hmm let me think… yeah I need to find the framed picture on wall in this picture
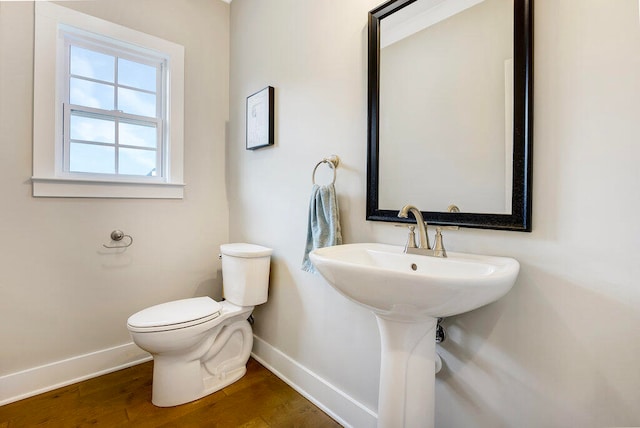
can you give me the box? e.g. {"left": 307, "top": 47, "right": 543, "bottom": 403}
{"left": 246, "top": 86, "right": 274, "bottom": 150}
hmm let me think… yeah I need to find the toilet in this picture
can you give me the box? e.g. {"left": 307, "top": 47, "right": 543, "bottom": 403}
{"left": 127, "top": 243, "right": 272, "bottom": 407}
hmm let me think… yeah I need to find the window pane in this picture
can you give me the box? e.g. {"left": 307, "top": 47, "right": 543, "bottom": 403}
{"left": 119, "top": 122, "right": 157, "bottom": 149}
{"left": 117, "top": 87, "right": 156, "bottom": 117}
{"left": 69, "top": 142, "right": 115, "bottom": 174}
{"left": 119, "top": 148, "right": 157, "bottom": 176}
{"left": 70, "top": 78, "right": 114, "bottom": 110}
{"left": 118, "top": 58, "right": 157, "bottom": 92}
{"left": 70, "top": 114, "right": 115, "bottom": 144}
{"left": 70, "top": 46, "right": 115, "bottom": 83}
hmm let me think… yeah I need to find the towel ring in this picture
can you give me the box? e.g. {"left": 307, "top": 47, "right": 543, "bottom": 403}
{"left": 312, "top": 155, "right": 340, "bottom": 185}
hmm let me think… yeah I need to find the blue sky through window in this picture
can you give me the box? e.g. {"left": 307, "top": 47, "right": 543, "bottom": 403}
{"left": 120, "top": 122, "right": 157, "bottom": 149}
{"left": 70, "top": 114, "right": 114, "bottom": 143}
{"left": 118, "top": 87, "right": 156, "bottom": 117}
{"left": 118, "top": 58, "right": 156, "bottom": 92}
{"left": 69, "top": 143, "right": 114, "bottom": 174}
{"left": 119, "top": 148, "right": 157, "bottom": 176}
{"left": 70, "top": 46, "right": 114, "bottom": 83}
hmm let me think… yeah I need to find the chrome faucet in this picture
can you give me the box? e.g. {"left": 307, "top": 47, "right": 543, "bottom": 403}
{"left": 397, "top": 204, "right": 447, "bottom": 257}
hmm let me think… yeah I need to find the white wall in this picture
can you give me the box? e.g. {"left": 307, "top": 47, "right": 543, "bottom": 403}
{"left": 0, "top": 0, "right": 229, "bottom": 379}
{"left": 229, "top": 0, "right": 640, "bottom": 427}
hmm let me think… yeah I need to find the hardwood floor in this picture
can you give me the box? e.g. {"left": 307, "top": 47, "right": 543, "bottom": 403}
{"left": 0, "top": 358, "right": 342, "bottom": 427}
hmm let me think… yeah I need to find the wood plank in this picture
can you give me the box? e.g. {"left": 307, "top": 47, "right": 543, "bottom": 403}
{"left": 0, "top": 385, "right": 80, "bottom": 426}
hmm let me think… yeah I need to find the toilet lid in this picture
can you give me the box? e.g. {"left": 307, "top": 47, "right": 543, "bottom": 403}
{"left": 127, "top": 297, "right": 222, "bottom": 332}
{"left": 220, "top": 243, "right": 273, "bottom": 258}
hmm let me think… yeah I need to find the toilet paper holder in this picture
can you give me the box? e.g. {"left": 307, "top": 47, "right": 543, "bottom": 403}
{"left": 103, "top": 230, "right": 133, "bottom": 249}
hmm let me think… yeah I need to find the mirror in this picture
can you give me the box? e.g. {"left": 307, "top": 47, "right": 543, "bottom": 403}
{"left": 367, "top": 0, "right": 533, "bottom": 231}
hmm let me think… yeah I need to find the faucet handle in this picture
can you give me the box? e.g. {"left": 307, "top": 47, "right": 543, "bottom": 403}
{"left": 432, "top": 227, "right": 447, "bottom": 258}
{"left": 395, "top": 224, "right": 418, "bottom": 251}
{"left": 405, "top": 225, "right": 417, "bottom": 249}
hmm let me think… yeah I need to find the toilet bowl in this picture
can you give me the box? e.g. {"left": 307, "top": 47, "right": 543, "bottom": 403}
{"left": 127, "top": 243, "right": 272, "bottom": 407}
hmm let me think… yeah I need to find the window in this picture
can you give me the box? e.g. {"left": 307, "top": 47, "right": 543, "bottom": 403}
{"left": 33, "top": 2, "right": 185, "bottom": 198}
{"left": 64, "top": 35, "right": 165, "bottom": 179}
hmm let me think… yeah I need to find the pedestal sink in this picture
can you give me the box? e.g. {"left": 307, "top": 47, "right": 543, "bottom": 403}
{"left": 309, "top": 243, "right": 519, "bottom": 428}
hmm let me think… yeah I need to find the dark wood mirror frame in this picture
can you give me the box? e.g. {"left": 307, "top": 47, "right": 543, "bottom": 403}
{"left": 366, "top": 0, "right": 533, "bottom": 231}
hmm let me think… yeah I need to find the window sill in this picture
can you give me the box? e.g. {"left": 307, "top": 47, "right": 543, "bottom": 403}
{"left": 32, "top": 176, "right": 185, "bottom": 199}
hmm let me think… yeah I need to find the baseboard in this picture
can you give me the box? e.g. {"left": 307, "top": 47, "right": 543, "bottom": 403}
{"left": 0, "top": 342, "right": 151, "bottom": 406}
{"left": 251, "top": 335, "right": 377, "bottom": 428}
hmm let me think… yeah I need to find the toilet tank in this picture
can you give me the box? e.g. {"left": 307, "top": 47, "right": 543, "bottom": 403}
{"left": 220, "top": 243, "right": 273, "bottom": 306}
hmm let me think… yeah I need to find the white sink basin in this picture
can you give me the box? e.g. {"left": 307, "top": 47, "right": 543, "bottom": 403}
{"left": 310, "top": 242, "right": 520, "bottom": 427}
{"left": 309, "top": 243, "right": 519, "bottom": 320}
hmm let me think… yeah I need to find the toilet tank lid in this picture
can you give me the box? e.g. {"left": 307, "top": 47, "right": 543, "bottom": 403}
{"left": 127, "top": 297, "right": 221, "bottom": 329}
{"left": 220, "top": 243, "right": 273, "bottom": 258}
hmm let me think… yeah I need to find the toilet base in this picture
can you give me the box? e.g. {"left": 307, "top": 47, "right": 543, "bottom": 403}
{"left": 150, "top": 316, "right": 254, "bottom": 407}
{"left": 203, "top": 365, "right": 247, "bottom": 397}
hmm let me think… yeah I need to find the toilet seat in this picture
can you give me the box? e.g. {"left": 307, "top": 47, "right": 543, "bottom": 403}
{"left": 127, "top": 297, "right": 222, "bottom": 333}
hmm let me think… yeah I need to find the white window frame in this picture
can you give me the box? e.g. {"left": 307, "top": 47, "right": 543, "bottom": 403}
{"left": 33, "top": 2, "right": 185, "bottom": 198}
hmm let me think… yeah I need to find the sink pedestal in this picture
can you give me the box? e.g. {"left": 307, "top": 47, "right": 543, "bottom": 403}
{"left": 375, "top": 314, "right": 437, "bottom": 428}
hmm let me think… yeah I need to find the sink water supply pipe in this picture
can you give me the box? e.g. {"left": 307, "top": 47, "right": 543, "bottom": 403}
{"left": 435, "top": 318, "right": 446, "bottom": 374}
